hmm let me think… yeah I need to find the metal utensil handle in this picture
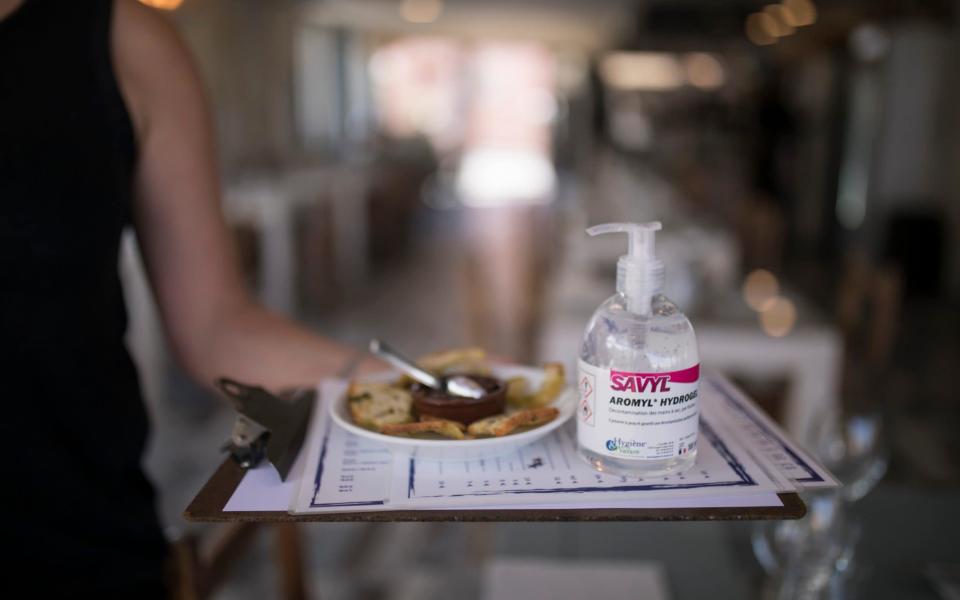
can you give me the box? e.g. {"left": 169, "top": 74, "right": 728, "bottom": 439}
{"left": 369, "top": 339, "right": 441, "bottom": 389}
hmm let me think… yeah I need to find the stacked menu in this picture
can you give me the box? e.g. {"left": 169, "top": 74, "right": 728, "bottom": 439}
{"left": 224, "top": 370, "right": 837, "bottom": 514}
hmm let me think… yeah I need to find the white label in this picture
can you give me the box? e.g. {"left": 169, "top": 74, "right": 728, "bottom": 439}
{"left": 577, "top": 360, "right": 700, "bottom": 461}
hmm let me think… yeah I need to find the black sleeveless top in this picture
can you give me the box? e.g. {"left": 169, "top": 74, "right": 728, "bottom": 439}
{"left": 1, "top": 0, "right": 167, "bottom": 592}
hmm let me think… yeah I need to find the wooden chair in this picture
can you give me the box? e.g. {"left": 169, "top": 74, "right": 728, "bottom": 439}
{"left": 836, "top": 251, "right": 902, "bottom": 365}
{"left": 170, "top": 522, "right": 308, "bottom": 600}
{"left": 736, "top": 192, "right": 787, "bottom": 272}
{"left": 835, "top": 250, "right": 902, "bottom": 410}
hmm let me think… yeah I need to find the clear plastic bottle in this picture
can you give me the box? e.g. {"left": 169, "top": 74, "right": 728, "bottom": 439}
{"left": 576, "top": 222, "right": 700, "bottom": 477}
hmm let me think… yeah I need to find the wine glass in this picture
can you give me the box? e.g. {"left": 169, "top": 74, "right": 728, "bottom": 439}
{"left": 752, "top": 408, "right": 887, "bottom": 597}
{"left": 752, "top": 489, "right": 861, "bottom": 599}
{"left": 809, "top": 409, "right": 888, "bottom": 503}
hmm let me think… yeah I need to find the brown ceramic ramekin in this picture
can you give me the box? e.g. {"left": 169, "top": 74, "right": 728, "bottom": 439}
{"left": 412, "top": 375, "right": 506, "bottom": 425}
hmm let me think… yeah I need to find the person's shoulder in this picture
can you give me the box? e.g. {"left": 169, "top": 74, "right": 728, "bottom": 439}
{"left": 113, "top": 0, "right": 185, "bottom": 56}
{"left": 114, "top": 0, "right": 198, "bottom": 79}
{"left": 112, "top": 0, "right": 179, "bottom": 44}
{"left": 111, "top": 0, "right": 205, "bottom": 137}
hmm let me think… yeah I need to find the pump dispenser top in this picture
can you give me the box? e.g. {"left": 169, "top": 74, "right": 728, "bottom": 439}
{"left": 587, "top": 221, "right": 665, "bottom": 315}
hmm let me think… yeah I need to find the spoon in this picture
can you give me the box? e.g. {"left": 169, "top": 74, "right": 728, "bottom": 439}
{"left": 368, "top": 339, "right": 486, "bottom": 399}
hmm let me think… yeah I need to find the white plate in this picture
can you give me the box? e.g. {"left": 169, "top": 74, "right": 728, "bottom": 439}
{"left": 329, "top": 364, "right": 576, "bottom": 461}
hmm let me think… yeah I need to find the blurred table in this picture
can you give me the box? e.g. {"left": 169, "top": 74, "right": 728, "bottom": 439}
{"left": 845, "top": 484, "right": 960, "bottom": 599}
{"left": 691, "top": 285, "right": 842, "bottom": 446}
{"left": 481, "top": 483, "right": 958, "bottom": 600}
{"left": 222, "top": 166, "right": 370, "bottom": 314}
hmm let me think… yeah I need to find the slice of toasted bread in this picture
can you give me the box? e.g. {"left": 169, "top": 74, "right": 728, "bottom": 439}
{"left": 380, "top": 419, "right": 466, "bottom": 439}
{"left": 347, "top": 383, "right": 413, "bottom": 430}
{"left": 527, "top": 363, "right": 566, "bottom": 408}
{"left": 504, "top": 376, "right": 530, "bottom": 407}
{"left": 395, "top": 347, "right": 490, "bottom": 386}
{"left": 419, "top": 414, "right": 467, "bottom": 430}
{"left": 467, "top": 407, "right": 560, "bottom": 437}
{"left": 419, "top": 347, "right": 487, "bottom": 373}
{"left": 465, "top": 414, "right": 511, "bottom": 437}
{"left": 507, "top": 363, "right": 566, "bottom": 409}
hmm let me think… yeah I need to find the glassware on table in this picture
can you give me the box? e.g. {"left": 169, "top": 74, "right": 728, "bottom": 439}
{"left": 752, "top": 489, "right": 861, "bottom": 599}
{"left": 809, "top": 410, "right": 888, "bottom": 503}
{"left": 752, "top": 408, "right": 888, "bottom": 598}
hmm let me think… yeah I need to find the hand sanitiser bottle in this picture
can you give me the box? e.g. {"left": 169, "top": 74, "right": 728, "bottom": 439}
{"left": 577, "top": 222, "right": 700, "bottom": 476}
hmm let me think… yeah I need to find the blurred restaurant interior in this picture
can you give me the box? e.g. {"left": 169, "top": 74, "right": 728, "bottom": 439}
{"left": 102, "top": 0, "right": 960, "bottom": 598}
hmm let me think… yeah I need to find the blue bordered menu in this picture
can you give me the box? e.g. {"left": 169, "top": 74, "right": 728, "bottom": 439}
{"left": 388, "top": 418, "right": 783, "bottom": 508}
{"left": 304, "top": 414, "right": 392, "bottom": 510}
{"left": 289, "top": 376, "right": 797, "bottom": 514}
{"left": 701, "top": 372, "right": 838, "bottom": 487}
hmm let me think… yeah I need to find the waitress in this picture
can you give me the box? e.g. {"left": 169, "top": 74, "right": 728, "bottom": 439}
{"left": 0, "top": 0, "right": 360, "bottom": 594}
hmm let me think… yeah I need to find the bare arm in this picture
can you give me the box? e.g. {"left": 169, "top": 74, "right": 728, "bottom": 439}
{"left": 112, "top": 0, "right": 367, "bottom": 390}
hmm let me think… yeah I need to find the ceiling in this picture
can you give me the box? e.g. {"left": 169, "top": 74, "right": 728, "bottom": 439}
{"left": 300, "top": 0, "right": 644, "bottom": 49}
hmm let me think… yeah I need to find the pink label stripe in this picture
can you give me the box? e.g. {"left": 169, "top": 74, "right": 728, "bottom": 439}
{"left": 610, "top": 364, "right": 700, "bottom": 384}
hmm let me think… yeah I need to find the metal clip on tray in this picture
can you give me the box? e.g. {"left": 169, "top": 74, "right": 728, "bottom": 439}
{"left": 216, "top": 378, "right": 315, "bottom": 481}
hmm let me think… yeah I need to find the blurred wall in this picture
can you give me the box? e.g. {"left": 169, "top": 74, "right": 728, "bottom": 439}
{"left": 843, "top": 20, "right": 960, "bottom": 296}
{"left": 870, "top": 21, "right": 960, "bottom": 296}
{"left": 945, "top": 20, "right": 960, "bottom": 296}
{"left": 872, "top": 24, "right": 949, "bottom": 203}
{"left": 172, "top": 0, "right": 297, "bottom": 172}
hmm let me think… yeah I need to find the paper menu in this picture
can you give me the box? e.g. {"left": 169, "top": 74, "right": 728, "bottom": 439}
{"left": 387, "top": 419, "right": 790, "bottom": 509}
{"left": 226, "top": 391, "right": 782, "bottom": 513}
{"left": 284, "top": 374, "right": 803, "bottom": 515}
{"left": 228, "top": 370, "right": 840, "bottom": 515}
{"left": 701, "top": 373, "right": 838, "bottom": 488}
{"left": 289, "top": 394, "right": 392, "bottom": 512}
{"left": 228, "top": 460, "right": 783, "bottom": 513}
